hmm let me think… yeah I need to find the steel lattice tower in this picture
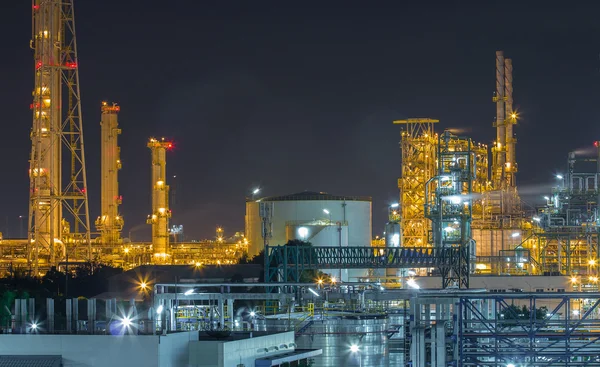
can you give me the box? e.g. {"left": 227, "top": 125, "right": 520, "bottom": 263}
{"left": 29, "top": 0, "right": 90, "bottom": 275}
{"left": 393, "top": 118, "right": 439, "bottom": 248}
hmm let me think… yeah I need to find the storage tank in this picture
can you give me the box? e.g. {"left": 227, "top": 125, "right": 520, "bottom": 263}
{"left": 245, "top": 191, "right": 372, "bottom": 281}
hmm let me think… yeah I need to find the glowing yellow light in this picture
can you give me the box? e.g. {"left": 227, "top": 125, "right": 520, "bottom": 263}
{"left": 124, "top": 247, "right": 130, "bottom": 254}
{"left": 331, "top": 276, "right": 337, "bottom": 284}
{"left": 140, "top": 282, "right": 147, "bottom": 290}
{"left": 195, "top": 262, "right": 201, "bottom": 267}
{"left": 317, "top": 278, "right": 323, "bottom": 284}
{"left": 156, "top": 180, "right": 164, "bottom": 187}
{"left": 158, "top": 208, "right": 166, "bottom": 214}
{"left": 475, "top": 264, "right": 487, "bottom": 270}
{"left": 571, "top": 277, "right": 577, "bottom": 284}
{"left": 589, "top": 259, "right": 596, "bottom": 266}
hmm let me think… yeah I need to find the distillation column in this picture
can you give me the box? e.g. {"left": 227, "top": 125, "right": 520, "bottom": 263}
{"left": 504, "top": 58, "right": 517, "bottom": 187}
{"left": 29, "top": 0, "right": 91, "bottom": 274}
{"left": 147, "top": 138, "right": 172, "bottom": 260}
{"left": 492, "top": 51, "right": 506, "bottom": 189}
{"left": 95, "top": 102, "right": 123, "bottom": 247}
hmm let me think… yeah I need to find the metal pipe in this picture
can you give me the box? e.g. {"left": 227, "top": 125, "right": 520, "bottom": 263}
{"left": 494, "top": 51, "right": 505, "bottom": 187}
{"left": 505, "top": 58, "right": 515, "bottom": 187}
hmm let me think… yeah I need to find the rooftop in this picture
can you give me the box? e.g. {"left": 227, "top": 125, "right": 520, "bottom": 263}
{"left": 254, "top": 191, "right": 371, "bottom": 202}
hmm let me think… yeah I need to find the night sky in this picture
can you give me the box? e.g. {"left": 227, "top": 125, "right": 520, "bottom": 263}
{"left": 1, "top": 1, "right": 599, "bottom": 241}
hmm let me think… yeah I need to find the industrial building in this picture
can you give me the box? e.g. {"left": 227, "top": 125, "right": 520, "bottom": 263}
{"left": 1, "top": 1, "right": 600, "bottom": 367}
{"left": 245, "top": 191, "right": 372, "bottom": 281}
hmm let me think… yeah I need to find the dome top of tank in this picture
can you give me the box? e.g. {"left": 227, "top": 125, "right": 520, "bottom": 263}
{"left": 251, "top": 191, "right": 371, "bottom": 202}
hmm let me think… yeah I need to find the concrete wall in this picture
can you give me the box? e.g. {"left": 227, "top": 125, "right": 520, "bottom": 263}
{"left": 415, "top": 275, "right": 573, "bottom": 292}
{"left": 159, "top": 331, "right": 199, "bottom": 367}
{"left": 190, "top": 332, "right": 295, "bottom": 367}
{"left": 0, "top": 331, "right": 198, "bottom": 367}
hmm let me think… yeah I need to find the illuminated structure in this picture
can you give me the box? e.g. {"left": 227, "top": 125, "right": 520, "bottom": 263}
{"left": 95, "top": 102, "right": 123, "bottom": 247}
{"left": 533, "top": 146, "right": 600, "bottom": 283}
{"left": 147, "top": 138, "right": 172, "bottom": 260}
{"left": 28, "top": 0, "right": 90, "bottom": 274}
{"left": 393, "top": 118, "right": 439, "bottom": 248}
{"left": 424, "top": 131, "right": 476, "bottom": 288}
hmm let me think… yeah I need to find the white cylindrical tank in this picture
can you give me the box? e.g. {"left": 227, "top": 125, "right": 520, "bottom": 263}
{"left": 245, "top": 191, "right": 372, "bottom": 281}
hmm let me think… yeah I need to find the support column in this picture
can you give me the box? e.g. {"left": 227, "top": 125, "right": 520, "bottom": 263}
{"left": 46, "top": 298, "right": 54, "bottom": 333}
{"left": 218, "top": 298, "right": 225, "bottom": 328}
{"left": 227, "top": 299, "right": 234, "bottom": 328}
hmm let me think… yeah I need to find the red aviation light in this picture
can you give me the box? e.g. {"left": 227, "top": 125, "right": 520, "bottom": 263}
{"left": 595, "top": 141, "right": 599, "bottom": 148}
{"left": 65, "top": 62, "right": 78, "bottom": 69}
{"left": 33, "top": 5, "right": 40, "bottom": 10}
{"left": 36, "top": 61, "right": 42, "bottom": 70}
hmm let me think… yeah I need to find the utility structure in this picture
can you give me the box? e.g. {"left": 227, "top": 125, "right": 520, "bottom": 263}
{"left": 147, "top": 138, "right": 172, "bottom": 261}
{"left": 534, "top": 144, "right": 600, "bottom": 279}
{"left": 95, "top": 102, "right": 123, "bottom": 247}
{"left": 425, "top": 130, "right": 475, "bottom": 288}
{"left": 28, "top": 0, "right": 91, "bottom": 274}
{"left": 492, "top": 50, "right": 517, "bottom": 189}
{"left": 393, "top": 118, "right": 439, "bottom": 248}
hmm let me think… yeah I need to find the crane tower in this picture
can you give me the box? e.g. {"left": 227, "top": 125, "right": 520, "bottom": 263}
{"left": 147, "top": 138, "right": 172, "bottom": 261}
{"left": 95, "top": 102, "right": 123, "bottom": 247}
{"left": 29, "top": 0, "right": 90, "bottom": 274}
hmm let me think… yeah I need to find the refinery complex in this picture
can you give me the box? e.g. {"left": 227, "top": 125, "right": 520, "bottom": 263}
{"left": 1, "top": 1, "right": 600, "bottom": 367}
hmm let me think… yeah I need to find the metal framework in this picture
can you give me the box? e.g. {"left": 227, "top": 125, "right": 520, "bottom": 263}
{"left": 457, "top": 293, "right": 600, "bottom": 366}
{"left": 28, "top": 0, "right": 91, "bottom": 275}
{"left": 264, "top": 245, "right": 467, "bottom": 288}
{"left": 532, "top": 148, "right": 600, "bottom": 278}
{"left": 424, "top": 131, "right": 476, "bottom": 288}
{"left": 393, "top": 118, "right": 439, "bottom": 248}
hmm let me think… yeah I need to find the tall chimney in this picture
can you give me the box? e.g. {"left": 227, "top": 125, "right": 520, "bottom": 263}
{"left": 494, "top": 51, "right": 506, "bottom": 188}
{"left": 504, "top": 58, "right": 516, "bottom": 187}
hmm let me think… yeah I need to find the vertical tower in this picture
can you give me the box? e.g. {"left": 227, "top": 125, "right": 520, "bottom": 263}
{"left": 95, "top": 102, "right": 123, "bottom": 247}
{"left": 147, "top": 138, "right": 172, "bottom": 260}
{"left": 29, "top": 0, "right": 90, "bottom": 274}
{"left": 393, "top": 118, "right": 439, "bottom": 248}
{"left": 504, "top": 58, "right": 517, "bottom": 187}
{"left": 492, "top": 51, "right": 506, "bottom": 189}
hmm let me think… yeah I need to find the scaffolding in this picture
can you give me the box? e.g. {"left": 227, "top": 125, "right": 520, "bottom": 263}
{"left": 424, "top": 131, "right": 476, "bottom": 288}
{"left": 393, "top": 118, "right": 439, "bottom": 248}
{"left": 533, "top": 148, "right": 600, "bottom": 283}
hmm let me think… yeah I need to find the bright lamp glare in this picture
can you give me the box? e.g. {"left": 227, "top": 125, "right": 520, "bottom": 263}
{"left": 350, "top": 344, "right": 359, "bottom": 353}
{"left": 31, "top": 323, "right": 38, "bottom": 330}
{"left": 556, "top": 174, "right": 563, "bottom": 180}
{"left": 532, "top": 216, "right": 541, "bottom": 222}
{"left": 390, "top": 203, "right": 399, "bottom": 208}
{"left": 250, "top": 311, "right": 256, "bottom": 317}
{"left": 184, "top": 289, "right": 194, "bottom": 295}
{"left": 511, "top": 232, "right": 520, "bottom": 238}
{"left": 253, "top": 188, "right": 260, "bottom": 194}
{"left": 156, "top": 305, "right": 163, "bottom": 314}
{"left": 407, "top": 278, "right": 420, "bottom": 289}
{"left": 298, "top": 227, "right": 308, "bottom": 239}
{"left": 507, "top": 364, "right": 515, "bottom": 367}
{"left": 323, "top": 209, "right": 329, "bottom": 215}
{"left": 391, "top": 233, "right": 400, "bottom": 246}
{"left": 122, "top": 317, "right": 131, "bottom": 327}
{"left": 543, "top": 196, "right": 550, "bottom": 201}
{"left": 308, "top": 288, "right": 319, "bottom": 297}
